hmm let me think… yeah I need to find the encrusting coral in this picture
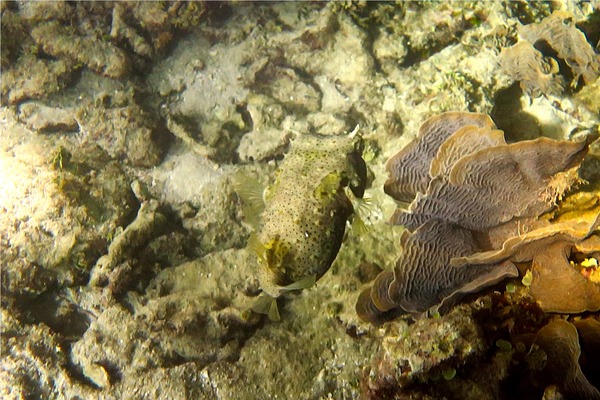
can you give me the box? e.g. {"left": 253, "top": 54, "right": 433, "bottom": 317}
{"left": 357, "top": 111, "right": 598, "bottom": 324}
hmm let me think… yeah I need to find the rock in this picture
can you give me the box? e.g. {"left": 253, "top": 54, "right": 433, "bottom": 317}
{"left": 1, "top": 109, "right": 136, "bottom": 298}
{"left": 75, "top": 97, "right": 166, "bottom": 167}
{"left": 18, "top": 101, "right": 78, "bottom": 132}
{"left": 256, "top": 65, "right": 321, "bottom": 113}
{"left": 0, "top": 309, "right": 95, "bottom": 399}
{"left": 367, "top": 305, "right": 486, "bottom": 394}
{"left": 373, "top": 29, "right": 408, "bottom": 75}
{"left": 89, "top": 197, "right": 166, "bottom": 288}
{"left": 237, "top": 127, "right": 290, "bottom": 162}
{"left": 1, "top": 55, "right": 71, "bottom": 105}
{"left": 148, "top": 29, "right": 251, "bottom": 163}
{"left": 144, "top": 148, "right": 247, "bottom": 255}
{"left": 31, "top": 21, "right": 130, "bottom": 78}
{"left": 17, "top": 0, "right": 72, "bottom": 23}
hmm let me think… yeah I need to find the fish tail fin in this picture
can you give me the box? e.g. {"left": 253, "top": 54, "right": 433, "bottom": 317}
{"left": 251, "top": 294, "right": 281, "bottom": 321}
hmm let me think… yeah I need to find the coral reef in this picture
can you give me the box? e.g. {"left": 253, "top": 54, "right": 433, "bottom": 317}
{"left": 75, "top": 91, "right": 168, "bottom": 167}
{"left": 2, "top": 2, "right": 599, "bottom": 399}
{"left": 368, "top": 305, "right": 486, "bottom": 391}
{"left": 1, "top": 109, "right": 137, "bottom": 300}
{"left": 1, "top": 1, "right": 209, "bottom": 105}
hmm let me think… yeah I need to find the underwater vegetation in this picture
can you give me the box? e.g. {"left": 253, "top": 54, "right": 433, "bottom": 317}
{"left": 357, "top": 111, "right": 600, "bottom": 324}
{"left": 500, "top": 10, "right": 600, "bottom": 97}
{"left": 236, "top": 132, "right": 368, "bottom": 320}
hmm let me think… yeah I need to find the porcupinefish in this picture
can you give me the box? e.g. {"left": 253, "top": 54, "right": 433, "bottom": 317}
{"left": 236, "top": 131, "right": 368, "bottom": 320}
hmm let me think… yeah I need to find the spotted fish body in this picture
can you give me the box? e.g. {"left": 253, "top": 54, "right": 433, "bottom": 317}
{"left": 254, "top": 133, "right": 367, "bottom": 299}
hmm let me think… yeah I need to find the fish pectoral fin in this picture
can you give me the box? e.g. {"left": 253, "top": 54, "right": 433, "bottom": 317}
{"left": 350, "top": 196, "right": 372, "bottom": 234}
{"left": 247, "top": 232, "right": 266, "bottom": 261}
{"left": 351, "top": 213, "right": 367, "bottom": 234}
{"left": 267, "top": 298, "right": 281, "bottom": 321}
{"left": 280, "top": 275, "right": 316, "bottom": 293}
{"left": 233, "top": 172, "right": 265, "bottom": 228}
{"left": 251, "top": 294, "right": 281, "bottom": 321}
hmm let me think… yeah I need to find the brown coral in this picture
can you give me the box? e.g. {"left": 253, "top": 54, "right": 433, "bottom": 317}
{"left": 534, "top": 319, "right": 600, "bottom": 400}
{"left": 384, "top": 112, "right": 495, "bottom": 203}
{"left": 429, "top": 124, "right": 505, "bottom": 179}
{"left": 500, "top": 10, "right": 600, "bottom": 97}
{"left": 499, "top": 40, "right": 563, "bottom": 97}
{"left": 530, "top": 235, "right": 600, "bottom": 314}
{"left": 394, "top": 136, "right": 588, "bottom": 231}
{"left": 518, "top": 11, "right": 600, "bottom": 86}
{"left": 357, "top": 111, "right": 595, "bottom": 324}
{"left": 385, "top": 219, "right": 517, "bottom": 315}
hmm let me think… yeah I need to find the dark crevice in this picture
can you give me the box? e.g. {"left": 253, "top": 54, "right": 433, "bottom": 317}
{"left": 61, "top": 342, "right": 105, "bottom": 390}
{"left": 400, "top": 33, "right": 464, "bottom": 68}
{"left": 490, "top": 83, "right": 543, "bottom": 143}
{"left": 22, "top": 291, "right": 93, "bottom": 341}
{"left": 576, "top": 8, "right": 600, "bottom": 49}
{"left": 531, "top": 39, "right": 577, "bottom": 91}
